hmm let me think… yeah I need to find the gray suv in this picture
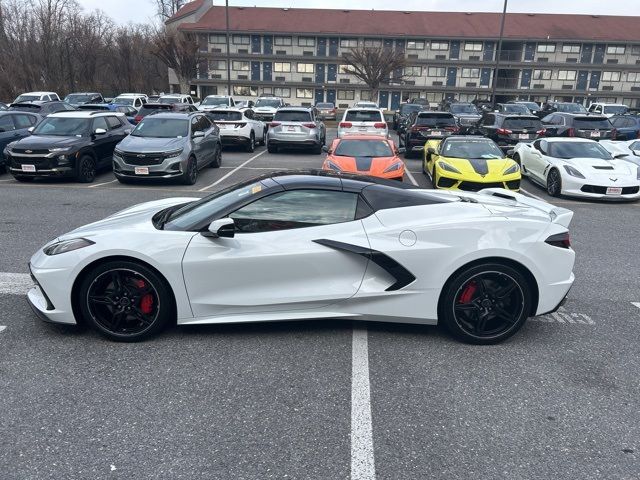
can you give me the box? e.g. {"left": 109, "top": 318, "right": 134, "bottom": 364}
{"left": 113, "top": 112, "right": 222, "bottom": 185}
{"left": 266, "top": 107, "right": 326, "bottom": 154}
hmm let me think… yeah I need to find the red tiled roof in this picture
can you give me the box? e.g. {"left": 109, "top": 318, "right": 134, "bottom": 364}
{"left": 176, "top": 5, "right": 640, "bottom": 42}
{"left": 167, "top": 0, "right": 205, "bottom": 23}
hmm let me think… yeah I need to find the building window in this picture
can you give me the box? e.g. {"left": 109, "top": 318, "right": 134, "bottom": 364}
{"left": 274, "top": 36, "right": 292, "bottom": 46}
{"left": 296, "top": 63, "right": 314, "bottom": 73}
{"left": 562, "top": 44, "right": 581, "bottom": 54}
{"left": 233, "top": 85, "right": 257, "bottom": 96}
{"left": 274, "top": 87, "right": 291, "bottom": 98}
{"left": 602, "top": 71, "right": 621, "bottom": 82}
{"left": 274, "top": 62, "right": 291, "bottom": 73}
{"left": 340, "top": 38, "right": 358, "bottom": 48}
{"left": 557, "top": 70, "right": 577, "bottom": 81}
{"left": 627, "top": 72, "right": 640, "bottom": 82}
{"left": 232, "top": 61, "right": 250, "bottom": 71}
{"left": 363, "top": 38, "right": 382, "bottom": 47}
{"left": 533, "top": 69, "right": 552, "bottom": 80}
{"left": 404, "top": 66, "right": 422, "bottom": 76}
{"left": 261, "top": 87, "right": 273, "bottom": 95}
{"left": 461, "top": 68, "right": 480, "bottom": 78}
{"left": 360, "top": 91, "right": 372, "bottom": 101}
{"left": 337, "top": 90, "right": 355, "bottom": 100}
{"left": 339, "top": 64, "right": 351, "bottom": 74}
{"left": 427, "top": 67, "right": 446, "bottom": 77}
{"left": 430, "top": 42, "right": 449, "bottom": 51}
{"left": 406, "top": 40, "right": 425, "bottom": 50}
{"left": 632, "top": 46, "right": 640, "bottom": 56}
{"left": 607, "top": 45, "right": 626, "bottom": 55}
{"left": 425, "top": 92, "right": 442, "bottom": 102}
{"left": 209, "top": 60, "right": 226, "bottom": 70}
{"left": 537, "top": 43, "right": 556, "bottom": 53}
{"left": 297, "top": 88, "right": 313, "bottom": 99}
{"left": 209, "top": 34, "right": 226, "bottom": 44}
{"left": 464, "top": 42, "right": 483, "bottom": 52}
{"left": 232, "top": 35, "right": 250, "bottom": 45}
{"left": 298, "top": 37, "right": 315, "bottom": 47}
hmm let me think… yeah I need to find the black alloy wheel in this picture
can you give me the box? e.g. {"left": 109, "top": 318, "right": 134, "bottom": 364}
{"left": 210, "top": 145, "right": 222, "bottom": 168}
{"left": 182, "top": 157, "right": 198, "bottom": 185}
{"left": 76, "top": 155, "right": 96, "bottom": 183}
{"left": 440, "top": 264, "right": 531, "bottom": 344}
{"left": 546, "top": 168, "right": 562, "bottom": 197}
{"left": 79, "top": 262, "right": 174, "bottom": 341}
{"left": 246, "top": 132, "right": 255, "bottom": 153}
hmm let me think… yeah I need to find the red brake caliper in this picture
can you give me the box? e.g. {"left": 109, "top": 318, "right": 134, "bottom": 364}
{"left": 459, "top": 281, "right": 477, "bottom": 304}
{"left": 134, "top": 279, "right": 154, "bottom": 315}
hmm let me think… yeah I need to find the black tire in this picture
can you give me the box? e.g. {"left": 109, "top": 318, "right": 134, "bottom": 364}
{"left": 431, "top": 165, "right": 438, "bottom": 189}
{"left": 546, "top": 168, "right": 562, "bottom": 197}
{"left": 267, "top": 143, "right": 278, "bottom": 154}
{"left": 181, "top": 156, "right": 198, "bottom": 185}
{"left": 439, "top": 263, "right": 532, "bottom": 344}
{"left": 76, "top": 155, "right": 96, "bottom": 183}
{"left": 78, "top": 260, "right": 175, "bottom": 342}
{"left": 210, "top": 144, "right": 222, "bottom": 168}
{"left": 312, "top": 141, "right": 322, "bottom": 154}
{"left": 14, "top": 175, "right": 34, "bottom": 182}
{"left": 246, "top": 132, "right": 255, "bottom": 153}
{"left": 512, "top": 153, "right": 521, "bottom": 166}
{"left": 258, "top": 129, "right": 267, "bottom": 146}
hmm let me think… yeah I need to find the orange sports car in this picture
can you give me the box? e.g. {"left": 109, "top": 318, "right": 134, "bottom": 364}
{"left": 322, "top": 135, "right": 406, "bottom": 180}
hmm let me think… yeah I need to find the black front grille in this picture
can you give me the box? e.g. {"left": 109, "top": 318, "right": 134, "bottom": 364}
{"left": 12, "top": 148, "right": 49, "bottom": 155}
{"left": 580, "top": 185, "right": 639, "bottom": 194}
{"left": 436, "top": 177, "right": 457, "bottom": 188}
{"left": 122, "top": 154, "right": 165, "bottom": 166}
{"left": 10, "top": 156, "right": 53, "bottom": 168}
{"left": 458, "top": 181, "right": 504, "bottom": 192}
{"left": 506, "top": 180, "right": 521, "bottom": 190}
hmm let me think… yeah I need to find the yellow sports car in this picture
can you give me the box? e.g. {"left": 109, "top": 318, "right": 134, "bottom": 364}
{"left": 423, "top": 136, "right": 521, "bottom": 191}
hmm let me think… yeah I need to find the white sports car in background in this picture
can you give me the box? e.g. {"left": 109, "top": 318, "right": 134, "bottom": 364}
{"left": 600, "top": 139, "right": 640, "bottom": 167}
{"left": 512, "top": 138, "right": 640, "bottom": 200}
{"left": 28, "top": 171, "right": 575, "bottom": 344}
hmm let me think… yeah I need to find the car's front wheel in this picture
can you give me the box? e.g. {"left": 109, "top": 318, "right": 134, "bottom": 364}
{"left": 439, "top": 263, "right": 531, "bottom": 344}
{"left": 78, "top": 261, "right": 175, "bottom": 342}
{"left": 546, "top": 168, "right": 562, "bottom": 197}
{"left": 76, "top": 155, "right": 96, "bottom": 183}
{"left": 182, "top": 156, "right": 198, "bottom": 185}
{"left": 246, "top": 132, "right": 255, "bottom": 153}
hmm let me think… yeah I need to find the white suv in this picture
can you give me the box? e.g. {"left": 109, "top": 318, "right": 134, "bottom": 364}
{"left": 112, "top": 94, "right": 148, "bottom": 111}
{"left": 158, "top": 94, "right": 195, "bottom": 105}
{"left": 588, "top": 103, "right": 629, "bottom": 118}
{"left": 338, "top": 108, "right": 388, "bottom": 138}
{"left": 199, "top": 95, "right": 235, "bottom": 111}
{"left": 13, "top": 91, "right": 60, "bottom": 104}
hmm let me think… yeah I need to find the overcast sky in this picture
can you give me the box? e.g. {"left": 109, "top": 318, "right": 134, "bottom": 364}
{"left": 78, "top": 0, "right": 640, "bottom": 24}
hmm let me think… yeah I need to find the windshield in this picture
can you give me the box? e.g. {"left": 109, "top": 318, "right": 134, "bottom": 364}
{"left": 256, "top": 99, "right": 281, "bottom": 108}
{"left": 64, "top": 94, "right": 93, "bottom": 103}
{"left": 400, "top": 104, "right": 423, "bottom": 115}
{"left": 442, "top": 140, "right": 504, "bottom": 159}
{"left": 356, "top": 102, "right": 377, "bottom": 107}
{"left": 547, "top": 141, "right": 612, "bottom": 159}
{"left": 450, "top": 104, "right": 479, "bottom": 114}
{"left": 33, "top": 117, "right": 89, "bottom": 136}
{"left": 159, "top": 96, "right": 182, "bottom": 104}
{"left": 573, "top": 117, "right": 612, "bottom": 129}
{"left": 131, "top": 118, "right": 189, "bottom": 138}
{"left": 344, "top": 110, "right": 383, "bottom": 122}
{"left": 518, "top": 102, "right": 539, "bottom": 110}
{"left": 208, "top": 111, "right": 242, "bottom": 121}
{"left": 416, "top": 114, "right": 455, "bottom": 127}
{"left": 603, "top": 105, "right": 628, "bottom": 115}
{"left": 201, "top": 97, "right": 229, "bottom": 106}
{"left": 556, "top": 103, "right": 587, "bottom": 113}
{"left": 113, "top": 97, "right": 134, "bottom": 106}
{"left": 274, "top": 111, "right": 311, "bottom": 122}
{"left": 503, "top": 104, "right": 530, "bottom": 114}
{"left": 14, "top": 94, "right": 41, "bottom": 103}
{"left": 138, "top": 106, "right": 171, "bottom": 116}
{"left": 503, "top": 117, "right": 543, "bottom": 129}
{"left": 334, "top": 139, "right": 393, "bottom": 157}
{"left": 316, "top": 103, "right": 334, "bottom": 109}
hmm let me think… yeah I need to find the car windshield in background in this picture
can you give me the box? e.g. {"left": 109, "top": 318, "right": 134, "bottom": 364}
{"left": 603, "top": 106, "right": 628, "bottom": 115}
{"left": 113, "top": 97, "right": 134, "bottom": 106}
{"left": 442, "top": 140, "right": 504, "bottom": 159}
{"left": 503, "top": 105, "right": 530, "bottom": 114}
{"left": 450, "top": 105, "right": 478, "bottom": 114}
{"left": 556, "top": 103, "right": 587, "bottom": 113}
{"left": 518, "top": 102, "right": 539, "bottom": 110}
{"left": 274, "top": 111, "right": 311, "bottom": 122}
{"left": 316, "top": 103, "right": 334, "bottom": 109}
{"left": 503, "top": 118, "right": 543, "bottom": 129}
{"left": 334, "top": 139, "right": 393, "bottom": 157}
{"left": 65, "top": 94, "right": 93, "bottom": 103}
{"left": 33, "top": 117, "right": 88, "bottom": 136}
{"left": 131, "top": 118, "right": 189, "bottom": 138}
{"left": 416, "top": 114, "right": 455, "bottom": 127}
{"left": 159, "top": 97, "right": 181, "bottom": 104}
{"left": 201, "top": 97, "right": 229, "bottom": 106}
{"left": 345, "top": 110, "right": 383, "bottom": 122}
{"left": 15, "top": 95, "right": 40, "bottom": 103}
{"left": 548, "top": 141, "right": 612, "bottom": 159}
{"left": 400, "top": 104, "right": 423, "bottom": 115}
{"left": 115, "top": 107, "right": 131, "bottom": 114}
{"left": 255, "top": 99, "right": 281, "bottom": 108}
{"left": 208, "top": 111, "right": 242, "bottom": 121}
{"left": 573, "top": 117, "right": 612, "bottom": 129}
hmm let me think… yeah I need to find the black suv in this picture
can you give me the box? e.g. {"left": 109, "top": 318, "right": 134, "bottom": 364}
{"left": 394, "top": 103, "right": 424, "bottom": 133}
{"left": 8, "top": 101, "right": 76, "bottom": 117}
{"left": 402, "top": 111, "right": 458, "bottom": 157}
{"left": 540, "top": 112, "right": 615, "bottom": 140}
{"left": 478, "top": 113, "right": 544, "bottom": 150}
{"left": 5, "top": 111, "right": 131, "bottom": 182}
{"left": 493, "top": 103, "right": 531, "bottom": 115}
{"left": 442, "top": 102, "right": 482, "bottom": 133}
{"left": 536, "top": 101, "right": 587, "bottom": 119}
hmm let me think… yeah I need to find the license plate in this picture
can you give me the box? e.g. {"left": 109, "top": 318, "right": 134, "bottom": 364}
{"left": 606, "top": 187, "right": 622, "bottom": 195}
{"left": 519, "top": 134, "right": 529, "bottom": 139}
{"left": 134, "top": 167, "right": 149, "bottom": 175}
{"left": 21, "top": 164, "right": 36, "bottom": 172}
{"left": 287, "top": 126, "right": 298, "bottom": 132}
{"left": 431, "top": 131, "right": 442, "bottom": 136}
{"left": 359, "top": 127, "right": 368, "bottom": 131}
{"left": 590, "top": 131, "right": 601, "bottom": 138}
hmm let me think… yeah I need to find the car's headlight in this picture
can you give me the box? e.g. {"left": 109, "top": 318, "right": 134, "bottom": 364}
{"left": 438, "top": 161, "right": 461, "bottom": 174}
{"left": 165, "top": 148, "right": 183, "bottom": 158}
{"left": 563, "top": 165, "right": 585, "bottom": 179}
{"left": 383, "top": 162, "right": 403, "bottom": 173}
{"left": 326, "top": 160, "right": 342, "bottom": 172}
{"left": 49, "top": 147, "right": 72, "bottom": 153}
{"left": 43, "top": 238, "right": 95, "bottom": 256}
{"left": 113, "top": 148, "right": 124, "bottom": 156}
{"left": 503, "top": 163, "right": 520, "bottom": 175}
{"left": 637, "top": 167, "right": 640, "bottom": 180}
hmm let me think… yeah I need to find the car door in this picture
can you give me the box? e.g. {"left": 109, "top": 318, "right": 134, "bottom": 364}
{"left": 0, "top": 114, "right": 17, "bottom": 155}
{"left": 103, "top": 115, "right": 127, "bottom": 165}
{"left": 90, "top": 116, "right": 112, "bottom": 161}
{"left": 182, "top": 187, "right": 370, "bottom": 317}
{"left": 525, "top": 139, "right": 549, "bottom": 182}
{"left": 190, "top": 115, "right": 207, "bottom": 164}
{"left": 198, "top": 115, "right": 217, "bottom": 164}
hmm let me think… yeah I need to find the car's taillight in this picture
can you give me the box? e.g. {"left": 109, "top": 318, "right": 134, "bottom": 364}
{"left": 545, "top": 232, "right": 571, "bottom": 249}
{"left": 134, "top": 115, "right": 142, "bottom": 123}
{"left": 636, "top": 129, "right": 640, "bottom": 139}
{"left": 411, "top": 125, "right": 427, "bottom": 132}
{"left": 373, "top": 122, "right": 386, "bottom": 129}
{"left": 339, "top": 122, "right": 352, "bottom": 128}
{"left": 567, "top": 128, "right": 575, "bottom": 137}
{"left": 302, "top": 123, "right": 316, "bottom": 129}
{"left": 234, "top": 122, "right": 246, "bottom": 128}
{"left": 497, "top": 128, "right": 512, "bottom": 135}
{"left": 269, "top": 122, "right": 281, "bottom": 127}
{"left": 445, "top": 126, "right": 460, "bottom": 133}
{"left": 536, "top": 129, "right": 546, "bottom": 136}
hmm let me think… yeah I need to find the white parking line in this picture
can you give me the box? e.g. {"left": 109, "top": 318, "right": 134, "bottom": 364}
{"left": 520, "top": 187, "right": 548, "bottom": 202}
{"left": 0, "top": 326, "right": 6, "bottom": 334}
{"left": 0, "top": 272, "right": 32, "bottom": 295}
{"left": 88, "top": 179, "right": 118, "bottom": 188}
{"left": 351, "top": 327, "right": 376, "bottom": 480}
{"left": 198, "top": 150, "right": 267, "bottom": 192}
{"left": 404, "top": 168, "right": 419, "bottom": 187}
{"left": 632, "top": 302, "right": 640, "bottom": 310}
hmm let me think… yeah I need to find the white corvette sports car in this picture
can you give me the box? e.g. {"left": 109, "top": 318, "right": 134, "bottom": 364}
{"left": 28, "top": 171, "right": 575, "bottom": 344}
{"left": 512, "top": 137, "right": 640, "bottom": 200}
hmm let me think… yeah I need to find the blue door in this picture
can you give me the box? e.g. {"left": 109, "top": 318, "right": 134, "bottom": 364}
{"left": 446, "top": 67, "right": 457, "bottom": 87}
{"left": 593, "top": 44, "right": 605, "bottom": 64}
{"left": 326, "top": 89, "right": 336, "bottom": 104}
{"left": 520, "top": 69, "right": 532, "bottom": 88}
{"left": 379, "top": 91, "right": 389, "bottom": 109}
{"left": 327, "top": 64, "right": 337, "bottom": 82}
{"left": 251, "top": 61, "right": 260, "bottom": 81}
{"left": 315, "top": 89, "right": 324, "bottom": 104}
{"left": 263, "top": 62, "right": 272, "bottom": 81}
{"left": 251, "top": 35, "right": 261, "bottom": 54}
{"left": 581, "top": 44, "right": 593, "bottom": 64}
{"left": 329, "top": 38, "right": 338, "bottom": 56}
{"left": 317, "top": 38, "right": 327, "bottom": 56}
{"left": 315, "top": 63, "right": 325, "bottom": 84}
{"left": 524, "top": 43, "right": 535, "bottom": 61}
{"left": 480, "top": 68, "right": 492, "bottom": 87}
{"left": 391, "top": 91, "right": 401, "bottom": 110}
{"left": 483, "top": 41, "right": 495, "bottom": 61}
{"left": 577, "top": 70, "right": 589, "bottom": 90}
{"left": 589, "top": 71, "right": 601, "bottom": 89}
{"left": 263, "top": 35, "right": 273, "bottom": 55}
{"left": 450, "top": 40, "right": 460, "bottom": 60}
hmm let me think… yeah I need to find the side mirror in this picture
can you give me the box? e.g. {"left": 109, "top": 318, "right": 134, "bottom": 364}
{"left": 192, "top": 130, "right": 205, "bottom": 138}
{"left": 28, "top": 127, "right": 35, "bottom": 133}
{"left": 397, "top": 147, "right": 406, "bottom": 154}
{"left": 321, "top": 145, "right": 329, "bottom": 152}
{"left": 205, "top": 218, "right": 235, "bottom": 238}
{"left": 427, "top": 147, "right": 436, "bottom": 154}
{"left": 94, "top": 128, "right": 107, "bottom": 135}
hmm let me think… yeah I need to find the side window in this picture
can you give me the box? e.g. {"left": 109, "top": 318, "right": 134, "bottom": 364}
{"left": 191, "top": 116, "right": 202, "bottom": 133}
{"left": 0, "top": 115, "right": 16, "bottom": 131}
{"left": 105, "top": 116, "right": 121, "bottom": 130}
{"left": 230, "top": 189, "right": 359, "bottom": 233}
{"left": 13, "top": 114, "right": 34, "bottom": 129}
{"left": 92, "top": 116, "right": 109, "bottom": 132}
{"left": 198, "top": 115, "right": 212, "bottom": 131}
{"left": 539, "top": 139, "right": 548, "bottom": 154}
{"left": 245, "top": 109, "right": 253, "bottom": 119}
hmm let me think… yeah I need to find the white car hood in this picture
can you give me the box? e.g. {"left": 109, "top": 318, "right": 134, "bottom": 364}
{"left": 562, "top": 157, "right": 635, "bottom": 177}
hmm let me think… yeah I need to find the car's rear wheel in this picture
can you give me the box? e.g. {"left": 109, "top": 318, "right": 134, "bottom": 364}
{"left": 76, "top": 155, "right": 96, "bottom": 183}
{"left": 546, "top": 168, "right": 562, "bottom": 197}
{"left": 182, "top": 156, "right": 198, "bottom": 185}
{"left": 210, "top": 144, "right": 222, "bottom": 168}
{"left": 440, "top": 263, "right": 531, "bottom": 344}
{"left": 258, "top": 128, "right": 267, "bottom": 146}
{"left": 246, "top": 132, "right": 255, "bottom": 153}
{"left": 78, "top": 261, "right": 174, "bottom": 342}
{"left": 267, "top": 142, "right": 277, "bottom": 154}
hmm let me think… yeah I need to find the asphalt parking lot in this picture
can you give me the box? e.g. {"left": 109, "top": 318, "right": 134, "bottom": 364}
{"left": 1, "top": 129, "right": 639, "bottom": 479}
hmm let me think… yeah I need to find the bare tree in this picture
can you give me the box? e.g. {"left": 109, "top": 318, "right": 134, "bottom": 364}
{"left": 153, "top": 0, "right": 185, "bottom": 20}
{"left": 151, "top": 29, "right": 200, "bottom": 94}
{"left": 342, "top": 46, "right": 408, "bottom": 102}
